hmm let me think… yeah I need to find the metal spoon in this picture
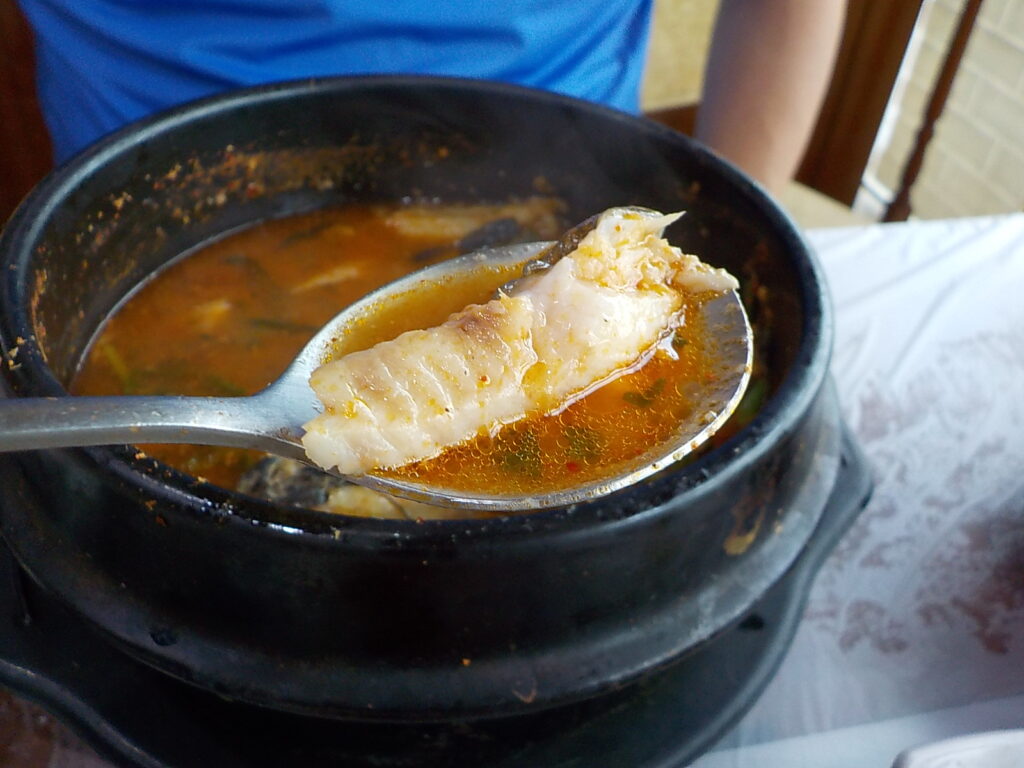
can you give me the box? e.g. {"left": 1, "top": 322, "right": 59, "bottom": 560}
{"left": 0, "top": 226, "right": 752, "bottom": 511}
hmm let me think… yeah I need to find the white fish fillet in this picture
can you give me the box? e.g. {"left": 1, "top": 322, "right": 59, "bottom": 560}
{"left": 302, "top": 207, "right": 738, "bottom": 476}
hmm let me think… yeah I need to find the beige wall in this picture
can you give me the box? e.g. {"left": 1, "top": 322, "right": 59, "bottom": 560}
{"left": 867, "top": 0, "right": 1024, "bottom": 218}
{"left": 640, "top": 0, "right": 720, "bottom": 111}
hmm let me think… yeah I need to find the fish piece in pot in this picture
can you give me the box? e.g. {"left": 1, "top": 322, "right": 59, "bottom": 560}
{"left": 236, "top": 456, "right": 463, "bottom": 519}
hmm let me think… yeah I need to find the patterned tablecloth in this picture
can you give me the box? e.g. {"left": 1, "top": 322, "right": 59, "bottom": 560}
{"left": 2, "top": 214, "right": 1022, "bottom": 767}
{"left": 697, "top": 213, "right": 1024, "bottom": 766}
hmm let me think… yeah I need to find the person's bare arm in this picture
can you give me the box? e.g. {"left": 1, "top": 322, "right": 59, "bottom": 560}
{"left": 696, "top": 0, "right": 846, "bottom": 194}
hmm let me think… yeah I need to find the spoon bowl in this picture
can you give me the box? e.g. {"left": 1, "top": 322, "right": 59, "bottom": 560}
{"left": 0, "top": 241, "right": 752, "bottom": 511}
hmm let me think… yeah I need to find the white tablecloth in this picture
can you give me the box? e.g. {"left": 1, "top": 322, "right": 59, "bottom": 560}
{"left": 695, "top": 214, "right": 1024, "bottom": 766}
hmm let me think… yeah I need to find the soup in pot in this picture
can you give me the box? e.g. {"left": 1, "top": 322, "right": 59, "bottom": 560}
{"left": 73, "top": 200, "right": 759, "bottom": 518}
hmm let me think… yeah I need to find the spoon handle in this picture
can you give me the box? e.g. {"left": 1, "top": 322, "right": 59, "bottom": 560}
{"left": 0, "top": 394, "right": 306, "bottom": 459}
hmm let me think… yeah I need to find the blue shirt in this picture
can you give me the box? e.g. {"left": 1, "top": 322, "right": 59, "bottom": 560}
{"left": 21, "top": 0, "right": 654, "bottom": 163}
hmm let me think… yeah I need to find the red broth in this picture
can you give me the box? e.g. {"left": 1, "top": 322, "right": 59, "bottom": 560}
{"left": 74, "top": 201, "right": 730, "bottom": 500}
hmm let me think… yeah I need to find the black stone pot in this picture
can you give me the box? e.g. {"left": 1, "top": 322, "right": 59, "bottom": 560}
{"left": 0, "top": 77, "right": 838, "bottom": 722}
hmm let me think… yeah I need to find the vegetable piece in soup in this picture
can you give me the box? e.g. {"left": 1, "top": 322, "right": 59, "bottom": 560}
{"left": 302, "top": 207, "right": 739, "bottom": 477}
